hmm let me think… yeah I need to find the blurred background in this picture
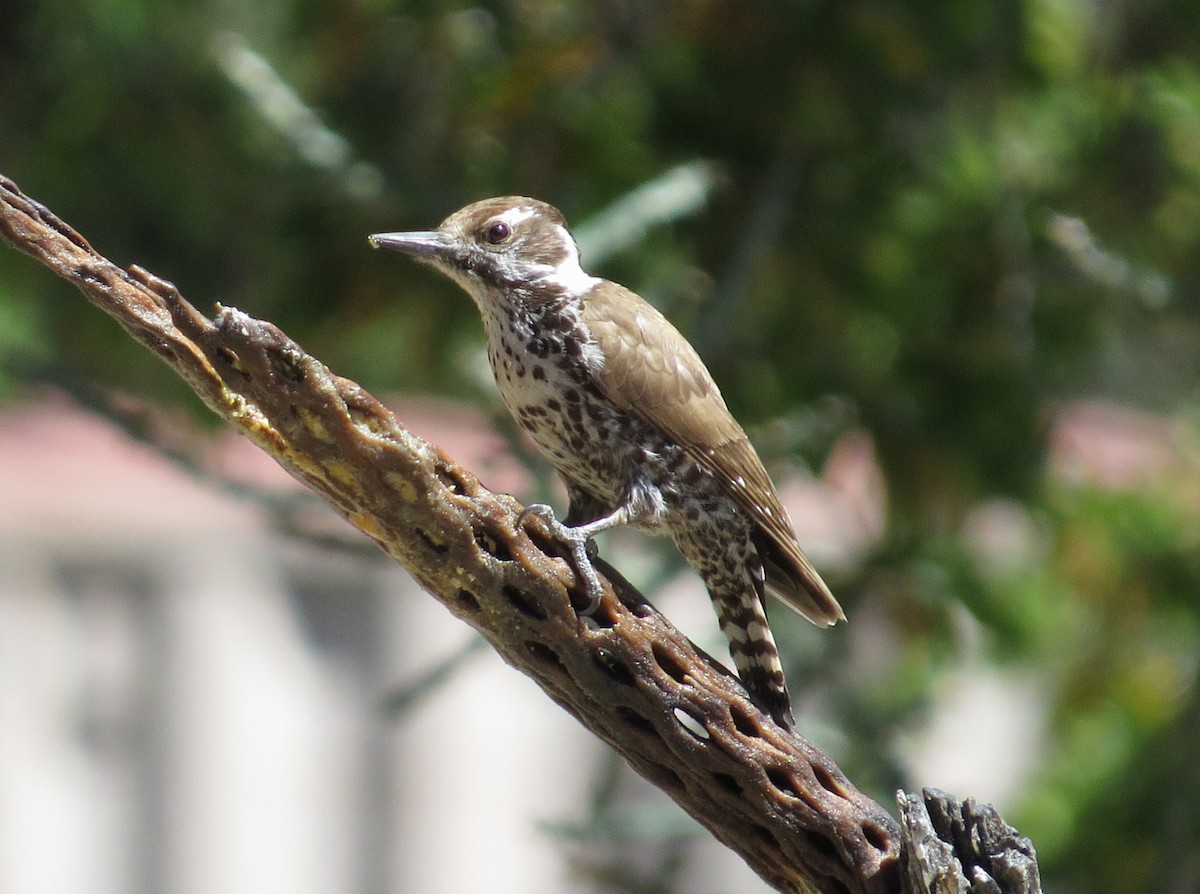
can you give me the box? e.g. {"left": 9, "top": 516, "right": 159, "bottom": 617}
{"left": 2, "top": 1, "right": 1199, "bottom": 891}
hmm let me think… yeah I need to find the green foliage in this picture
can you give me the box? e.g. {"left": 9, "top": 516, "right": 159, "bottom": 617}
{"left": 3, "top": 1, "right": 1200, "bottom": 890}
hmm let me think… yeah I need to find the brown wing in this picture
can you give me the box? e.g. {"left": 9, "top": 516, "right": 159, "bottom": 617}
{"left": 582, "top": 283, "right": 844, "bottom": 626}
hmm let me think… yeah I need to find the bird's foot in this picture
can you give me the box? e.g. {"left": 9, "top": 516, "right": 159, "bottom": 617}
{"left": 518, "top": 503, "right": 605, "bottom": 615}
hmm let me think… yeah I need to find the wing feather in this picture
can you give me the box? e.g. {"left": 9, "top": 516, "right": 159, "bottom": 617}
{"left": 582, "top": 284, "right": 844, "bottom": 625}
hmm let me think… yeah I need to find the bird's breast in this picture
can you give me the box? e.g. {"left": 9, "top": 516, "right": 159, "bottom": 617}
{"left": 483, "top": 310, "right": 635, "bottom": 504}
{"left": 481, "top": 309, "right": 729, "bottom": 539}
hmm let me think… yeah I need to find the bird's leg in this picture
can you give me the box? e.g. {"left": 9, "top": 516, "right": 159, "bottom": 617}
{"left": 518, "top": 503, "right": 631, "bottom": 615}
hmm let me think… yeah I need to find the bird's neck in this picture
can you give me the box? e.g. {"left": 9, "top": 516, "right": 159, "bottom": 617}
{"left": 530, "top": 242, "right": 601, "bottom": 298}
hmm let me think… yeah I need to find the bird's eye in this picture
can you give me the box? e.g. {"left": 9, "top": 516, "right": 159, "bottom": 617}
{"left": 484, "top": 221, "right": 512, "bottom": 245}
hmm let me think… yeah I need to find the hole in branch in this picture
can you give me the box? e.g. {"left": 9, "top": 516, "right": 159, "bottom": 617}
{"left": 765, "top": 767, "right": 799, "bottom": 799}
{"left": 650, "top": 643, "right": 690, "bottom": 685}
{"left": 501, "top": 586, "right": 546, "bottom": 621}
{"left": 813, "top": 763, "right": 850, "bottom": 800}
{"left": 413, "top": 527, "right": 448, "bottom": 555}
{"left": 525, "top": 640, "right": 566, "bottom": 674}
{"left": 673, "top": 708, "right": 710, "bottom": 740}
{"left": 585, "top": 602, "right": 617, "bottom": 629}
{"left": 615, "top": 706, "right": 656, "bottom": 737}
{"left": 729, "top": 704, "right": 761, "bottom": 738}
{"left": 472, "top": 523, "right": 513, "bottom": 561}
{"left": 454, "top": 589, "right": 480, "bottom": 613}
{"left": 435, "top": 461, "right": 469, "bottom": 495}
{"left": 862, "top": 820, "right": 892, "bottom": 852}
{"left": 712, "top": 773, "right": 741, "bottom": 796}
{"left": 809, "top": 834, "right": 839, "bottom": 862}
{"left": 592, "top": 648, "right": 635, "bottom": 686}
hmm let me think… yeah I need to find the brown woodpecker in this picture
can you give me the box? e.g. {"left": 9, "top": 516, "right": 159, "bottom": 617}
{"left": 370, "top": 197, "right": 843, "bottom": 727}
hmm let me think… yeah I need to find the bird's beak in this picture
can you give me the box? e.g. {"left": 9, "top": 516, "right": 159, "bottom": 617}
{"left": 368, "top": 230, "right": 451, "bottom": 259}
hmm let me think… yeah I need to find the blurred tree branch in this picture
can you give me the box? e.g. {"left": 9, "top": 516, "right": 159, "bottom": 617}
{"left": 0, "top": 174, "right": 1039, "bottom": 894}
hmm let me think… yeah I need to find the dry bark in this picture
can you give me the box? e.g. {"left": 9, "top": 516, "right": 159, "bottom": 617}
{"left": 899, "top": 790, "right": 1041, "bottom": 893}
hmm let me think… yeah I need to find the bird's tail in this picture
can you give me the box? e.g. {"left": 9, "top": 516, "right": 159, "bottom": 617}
{"left": 675, "top": 526, "right": 796, "bottom": 727}
{"left": 713, "top": 582, "right": 795, "bottom": 729}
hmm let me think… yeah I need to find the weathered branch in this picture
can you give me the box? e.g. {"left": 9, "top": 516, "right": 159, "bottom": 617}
{"left": 0, "top": 174, "right": 1039, "bottom": 894}
{"left": 899, "top": 790, "right": 1041, "bottom": 893}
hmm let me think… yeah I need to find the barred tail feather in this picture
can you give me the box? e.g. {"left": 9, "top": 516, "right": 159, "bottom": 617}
{"left": 716, "top": 587, "right": 795, "bottom": 729}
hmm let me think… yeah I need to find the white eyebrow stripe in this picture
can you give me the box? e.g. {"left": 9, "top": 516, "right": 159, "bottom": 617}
{"left": 499, "top": 205, "right": 537, "bottom": 227}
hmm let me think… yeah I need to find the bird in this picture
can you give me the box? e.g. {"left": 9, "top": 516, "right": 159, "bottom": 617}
{"left": 369, "top": 197, "right": 844, "bottom": 727}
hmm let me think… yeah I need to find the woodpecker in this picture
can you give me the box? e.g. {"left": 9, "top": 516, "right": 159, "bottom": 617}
{"left": 370, "top": 197, "right": 843, "bottom": 727}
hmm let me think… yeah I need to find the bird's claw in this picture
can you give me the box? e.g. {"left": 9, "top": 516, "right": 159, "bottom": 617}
{"left": 518, "top": 503, "right": 604, "bottom": 615}
{"left": 515, "top": 502, "right": 558, "bottom": 531}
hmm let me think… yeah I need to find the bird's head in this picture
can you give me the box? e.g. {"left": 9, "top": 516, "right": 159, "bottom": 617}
{"left": 370, "top": 197, "right": 599, "bottom": 310}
